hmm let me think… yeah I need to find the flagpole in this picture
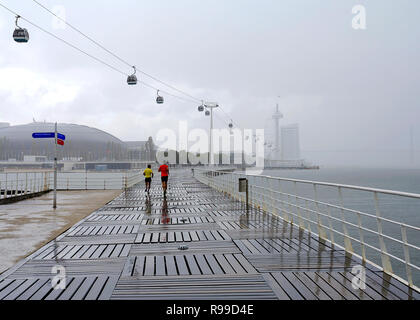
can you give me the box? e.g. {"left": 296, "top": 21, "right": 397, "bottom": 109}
{"left": 53, "top": 122, "right": 57, "bottom": 209}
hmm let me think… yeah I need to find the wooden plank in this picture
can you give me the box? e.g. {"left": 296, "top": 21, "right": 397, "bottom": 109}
{"left": 224, "top": 254, "right": 247, "bottom": 274}
{"left": 190, "top": 231, "right": 199, "bottom": 242}
{"left": 2, "top": 278, "right": 38, "bottom": 300}
{"left": 365, "top": 270, "right": 420, "bottom": 300}
{"left": 175, "top": 255, "right": 190, "bottom": 275}
{"left": 168, "top": 232, "right": 175, "bottom": 243}
{"left": 233, "top": 254, "right": 258, "bottom": 274}
{"left": 122, "top": 256, "right": 136, "bottom": 277}
{"left": 175, "top": 232, "right": 183, "bottom": 242}
{"left": 233, "top": 240, "right": 253, "bottom": 255}
{"left": 204, "top": 254, "right": 224, "bottom": 274}
{"left": 144, "top": 256, "right": 155, "bottom": 276}
{"left": 101, "top": 245, "right": 116, "bottom": 258}
{"left": 165, "top": 256, "right": 178, "bottom": 276}
{"left": 98, "top": 276, "right": 119, "bottom": 300}
{"left": 29, "top": 279, "right": 53, "bottom": 300}
{"left": 155, "top": 256, "right": 166, "bottom": 276}
{"left": 71, "top": 277, "right": 96, "bottom": 300}
{"left": 143, "top": 233, "right": 152, "bottom": 244}
{"left": 84, "top": 277, "right": 108, "bottom": 300}
{"left": 282, "top": 272, "right": 319, "bottom": 300}
{"left": 62, "top": 245, "right": 83, "bottom": 259}
{"left": 90, "top": 245, "right": 107, "bottom": 259}
{"left": 293, "top": 272, "right": 333, "bottom": 300}
{"left": 80, "top": 245, "right": 99, "bottom": 259}
{"left": 271, "top": 273, "right": 304, "bottom": 300}
{"left": 241, "top": 240, "right": 261, "bottom": 255}
{"left": 261, "top": 273, "right": 290, "bottom": 300}
{"left": 194, "top": 254, "right": 213, "bottom": 275}
{"left": 185, "top": 255, "right": 201, "bottom": 275}
{"left": 110, "top": 244, "right": 124, "bottom": 258}
{"left": 0, "top": 279, "right": 25, "bottom": 300}
{"left": 120, "top": 244, "right": 131, "bottom": 257}
{"left": 133, "top": 256, "right": 145, "bottom": 277}
{"left": 182, "top": 232, "right": 191, "bottom": 242}
{"left": 328, "top": 271, "right": 372, "bottom": 300}
{"left": 338, "top": 271, "right": 387, "bottom": 300}
{"left": 309, "top": 272, "right": 358, "bottom": 300}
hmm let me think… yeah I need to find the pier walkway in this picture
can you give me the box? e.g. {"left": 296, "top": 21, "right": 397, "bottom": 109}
{"left": 0, "top": 169, "right": 418, "bottom": 300}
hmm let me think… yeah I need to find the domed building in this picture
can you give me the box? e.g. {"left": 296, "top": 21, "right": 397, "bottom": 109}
{"left": 0, "top": 122, "right": 128, "bottom": 161}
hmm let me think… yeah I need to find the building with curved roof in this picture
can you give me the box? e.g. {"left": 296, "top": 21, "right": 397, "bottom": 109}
{"left": 0, "top": 122, "right": 128, "bottom": 161}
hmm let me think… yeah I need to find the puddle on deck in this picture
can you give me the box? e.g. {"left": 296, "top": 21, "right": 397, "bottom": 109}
{"left": 0, "top": 190, "right": 121, "bottom": 274}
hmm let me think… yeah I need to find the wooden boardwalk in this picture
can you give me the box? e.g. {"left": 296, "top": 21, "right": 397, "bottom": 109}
{"left": 0, "top": 169, "right": 418, "bottom": 300}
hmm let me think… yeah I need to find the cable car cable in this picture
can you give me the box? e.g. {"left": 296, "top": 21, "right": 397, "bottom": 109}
{"left": 30, "top": 0, "right": 203, "bottom": 103}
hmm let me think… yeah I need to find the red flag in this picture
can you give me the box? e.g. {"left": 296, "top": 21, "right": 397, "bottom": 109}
{"left": 57, "top": 139, "right": 64, "bottom": 146}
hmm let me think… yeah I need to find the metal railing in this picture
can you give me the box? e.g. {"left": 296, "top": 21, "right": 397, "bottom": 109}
{"left": 55, "top": 171, "right": 142, "bottom": 190}
{"left": 193, "top": 168, "right": 420, "bottom": 290}
{"left": 0, "top": 171, "right": 143, "bottom": 199}
{"left": 0, "top": 171, "right": 51, "bottom": 200}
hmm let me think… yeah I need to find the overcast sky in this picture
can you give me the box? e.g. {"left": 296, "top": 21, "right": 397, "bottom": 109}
{"left": 0, "top": 0, "right": 419, "bottom": 167}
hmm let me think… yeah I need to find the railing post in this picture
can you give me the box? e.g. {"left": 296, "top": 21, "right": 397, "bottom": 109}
{"left": 313, "top": 184, "right": 327, "bottom": 240}
{"left": 338, "top": 187, "right": 353, "bottom": 253}
{"left": 15, "top": 173, "right": 18, "bottom": 196}
{"left": 326, "top": 206, "right": 335, "bottom": 244}
{"left": 278, "top": 180, "right": 289, "bottom": 223}
{"left": 4, "top": 172, "right": 7, "bottom": 199}
{"left": 5, "top": 173, "right": 7, "bottom": 199}
{"left": 305, "top": 199, "right": 312, "bottom": 234}
{"left": 373, "top": 192, "right": 393, "bottom": 274}
{"left": 294, "top": 181, "right": 304, "bottom": 229}
{"left": 400, "top": 224, "right": 413, "bottom": 288}
{"left": 356, "top": 211, "right": 366, "bottom": 262}
{"left": 268, "top": 178, "right": 276, "bottom": 216}
{"left": 15, "top": 172, "right": 19, "bottom": 197}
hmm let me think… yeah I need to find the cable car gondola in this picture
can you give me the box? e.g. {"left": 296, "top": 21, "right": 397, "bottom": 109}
{"left": 127, "top": 66, "right": 137, "bottom": 85}
{"left": 198, "top": 105, "right": 204, "bottom": 112}
{"left": 156, "top": 90, "right": 164, "bottom": 104}
{"left": 13, "top": 16, "right": 29, "bottom": 43}
{"left": 205, "top": 110, "right": 210, "bottom": 116}
{"left": 228, "top": 122, "right": 233, "bottom": 129}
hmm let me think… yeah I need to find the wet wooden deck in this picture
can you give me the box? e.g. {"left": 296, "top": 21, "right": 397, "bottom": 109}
{"left": 0, "top": 169, "right": 418, "bottom": 300}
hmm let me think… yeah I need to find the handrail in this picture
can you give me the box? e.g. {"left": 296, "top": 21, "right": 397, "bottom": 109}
{"left": 193, "top": 168, "right": 420, "bottom": 290}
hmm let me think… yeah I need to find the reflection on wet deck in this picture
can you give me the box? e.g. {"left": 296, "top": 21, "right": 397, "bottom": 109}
{"left": 0, "top": 169, "right": 418, "bottom": 300}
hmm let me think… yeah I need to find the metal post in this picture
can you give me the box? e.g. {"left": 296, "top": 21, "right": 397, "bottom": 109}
{"left": 373, "top": 192, "right": 393, "bottom": 274}
{"left": 209, "top": 107, "right": 213, "bottom": 165}
{"left": 338, "top": 187, "right": 353, "bottom": 253}
{"left": 401, "top": 224, "right": 413, "bottom": 287}
{"left": 245, "top": 179, "right": 249, "bottom": 214}
{"left": 294, "top": 181, "right": 304, "bottom": 229}
{"left": 313, "top": 184, "right": 327, "bottom": 240}
{"left": 5, "top": 173, "right": 7, "bottom": 199}
{"left": 53, "top": 122, "right": 57, "bottom": 209}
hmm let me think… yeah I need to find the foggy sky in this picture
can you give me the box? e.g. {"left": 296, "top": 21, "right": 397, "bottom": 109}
{"left": 0, "top": 0, "right": 419, "bottom": 168}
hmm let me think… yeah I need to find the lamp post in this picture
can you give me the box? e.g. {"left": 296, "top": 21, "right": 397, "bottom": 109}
{"left": 203, "top": 102, "right": 219, "bottom": 165}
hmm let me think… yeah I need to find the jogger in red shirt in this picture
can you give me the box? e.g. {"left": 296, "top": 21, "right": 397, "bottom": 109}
{"left": 158, "top": 162, "right": 169, "bottom": 197}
